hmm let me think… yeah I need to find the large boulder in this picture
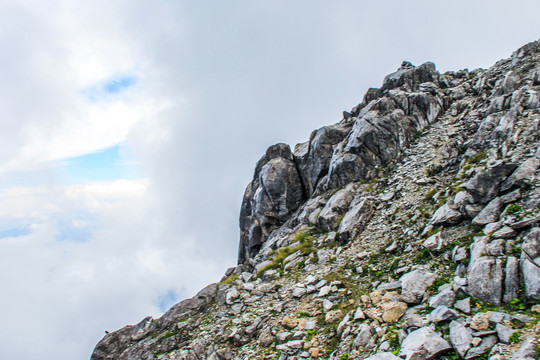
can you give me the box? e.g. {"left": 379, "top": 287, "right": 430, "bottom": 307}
{"left": 382, "top": 61, "right": 440, "bottom": 92}
{"left": 399, "top": 269, "right": 436, "bottom": 304}
{"left": 449, "top": 320, "right": 473, "bottom": 357}
{"left": 520, "top": 228, "right": 540, "bottom": 300}
{"left": 461, "top": 162, "right": 518, "bottom": 204}
{"left": 238, "top": 144, "right": 305, "bottom": 264}
{"left": 399, "top": 327, "right": 452, "bottom": 360}
{"left": 471, "top": 197, "right": 503, "bottom": 225}
{"left": 294, "top": 123, "right": 351, "bottom": 196}
{"left": 92, "top": 325, "right": 135, "bottom": 360}
{"left": 316, "top": 184, "right": 355, "bottom": 231}
{"left": 337, "top": 197, "right": 372, "bottom": 242}
{"left": 501, "top": 157, "right": 540, "bottom": 192}
{"left": 467, "top": 255, "right": 504, "bottom": 306}
{"left": 504, "top": 256, "right": 520, "bottom": 303}
{"left": 364, "top": 353, "right": 401, "bottom": 360}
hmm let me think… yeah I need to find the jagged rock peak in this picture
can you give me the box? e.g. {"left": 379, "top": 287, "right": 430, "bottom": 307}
{"left": 92, "top": 39, "right": 540, "bottom": 360}
{"left": 238, "top": 59, "right": 448, "bottom": 266}
{"left": 238, "top": 143, "right": 305, "bottom": 265}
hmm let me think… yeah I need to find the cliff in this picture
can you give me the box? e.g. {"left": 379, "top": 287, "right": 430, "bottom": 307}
{"left": 92, "top": 40, "right": 540, "bottom": 360}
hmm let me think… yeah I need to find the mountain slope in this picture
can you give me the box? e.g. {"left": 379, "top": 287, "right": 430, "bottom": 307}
{"left": 92, "top": 40, "right": 540, "bottom": 360}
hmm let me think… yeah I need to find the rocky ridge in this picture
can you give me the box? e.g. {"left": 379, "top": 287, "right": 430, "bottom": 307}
{"left": 92, "top": 40, "right": 540, "bottom": 360}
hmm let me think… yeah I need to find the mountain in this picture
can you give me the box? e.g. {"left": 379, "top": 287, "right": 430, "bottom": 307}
{"left": 92, "top": 40, "right": 540, "bottom": 360}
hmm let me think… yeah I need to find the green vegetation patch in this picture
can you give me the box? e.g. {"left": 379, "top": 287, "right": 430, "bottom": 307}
{"left": 505, "top": 203, "right": 522, "bottom": 215}
{"left": 466, "top": 152, "right": 487, "bottom": 165}
{"left": 255, "top": 228, "right": 317, "bottom": 278}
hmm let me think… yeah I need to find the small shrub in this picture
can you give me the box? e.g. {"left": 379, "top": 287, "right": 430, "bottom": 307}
{"left": 306, "top": 329, "right": 317, "bottom": 341}
{"left": 162, "top": 330, "right": 175, "bottom": 339}
{"left": 336, "top": 214, "right": 345, "bottom": 228}
{"left": 412, "top": 247, "right": 432, "bottom": 263}
{"left": 436, "top": 195, "right": 449, "bottom": 206}
{"left": 424, "top": 189, "right": 437, "bottom": 201}
{"left": 509, "top": 297, "right": 527, "bottom": 311}
{"left": 423, "top": 226, "right": 442, "bottom": 238}
{"left": 339, "top": 354, "right": 350, "bottom": 360}
{"left": 363, "top": 184, "right": 376, "bottom": 192}
{"left": 466, "top": 152, "right": 487, "bottom": 164}
{"left": 506, "top": 204, "right": 522, "bottom": 215}
{"left": 509, "top": 331, "right": 521, "bottom": 344}
{"left": 386, "top": 326, "right": 400, "bottom": 349}
{"left": 427, "top": 277, "right": 450, "bottom": 294}
{"left": 220, "top": 274, "right": 239, "bottom": 284}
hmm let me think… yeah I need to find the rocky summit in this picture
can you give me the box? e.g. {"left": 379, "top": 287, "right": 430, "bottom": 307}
{"left": 92, "top": 40, "right": 540, "bottom": 360}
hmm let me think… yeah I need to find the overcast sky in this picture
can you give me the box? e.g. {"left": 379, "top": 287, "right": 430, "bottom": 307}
{"left": 0, "top": 1, "right": 539, "bottom": 359}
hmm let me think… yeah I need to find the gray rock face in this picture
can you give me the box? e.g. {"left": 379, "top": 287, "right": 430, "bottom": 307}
{"left": 364, "top": 352, "right": 401, "bottom": 360}
{"left": 467, "top": 255, "right": 504, "bottom": 305}
{"left": 472, "top": 197, "right": 503, "bottom": 225}
{"left": 495, "top": 323, "right": 514, "bottom": 344}
{"left": 238, "top": 144, "right": 305, "bottom": 264}
{"left": 423, "top": 231, "right": 446, "bottom": 251}
{"left": 337, "top": 197, "right": 372, "bottom": 242}
{"left": 382, "top": 61, "right": 440, "bottom": 92}
{"left": 429, "top": 306, "right": 459, "bottom": 322}
{"left": 92, "top": 324, "right": 135, "bottom": 360}
{"left": 454, "top": 298, "right": 471, "bottom": 314}
{"left": 399, "top": 327, "right": 452, "bottom": 360}
{"left": 327, "top": 82, "right": 444, "bottom": 189}
{"left": 294, "top": 123, "right": 351, "bottom": 196}
{"left": 400, "top": 269, "right": 436, "bottom": 304}
{"left": 461, "top": 163, "right": 518, "bottom": 204}
{"left": 428, "top": 288, "right": 455, "bottom": 308}
{"left": 354, "top": 323, "right": 373, "bottom": 348}
{"left": 317, "top": 184, "right": 355, "bottom": 231}
{"left": 449, "top": 320, "right": 473, "bottom": 357}
{"left": 501, "top": 157, "right": 540, "bottom": 192}
{"left": 428, "top": 203, "right": 462, "bottom": 226}
{"left": 503, "top": 256, "right": 520, "bottom": 303}
{"left": 131, "top": 316, "right": 154, "bottom": 341}
{"left": 520, "top": 228, "right": 540, "bottom": 300}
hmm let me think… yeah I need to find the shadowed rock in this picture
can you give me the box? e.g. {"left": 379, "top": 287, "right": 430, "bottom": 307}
{"left": 238, "top": 143, "right": 305, "bottom": 265}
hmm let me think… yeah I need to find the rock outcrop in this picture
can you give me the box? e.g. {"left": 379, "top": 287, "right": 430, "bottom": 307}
{"left": 92, "top": 40, "right": 540, "bottom": 360}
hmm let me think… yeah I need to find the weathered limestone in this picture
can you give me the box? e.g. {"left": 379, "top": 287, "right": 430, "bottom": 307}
{"left": 461, "top": 163, "right": 518, "bottom": 204}
{"left": 449, "top": 320, "right": 473, "bottom": 357}
{"left": 520, "top": 228, "right": 540, "bottom": 300}
{"left": 238, "top": 144, "right": 305, "bottom": 264}
{"left": 399, "top": 327, "right": 452, "bottom": 360}
{"left": 467, "top": 256, "right": 504, "bottom": 305}
{"left": 400, "top": 269, "right": 436, "bottom": 304}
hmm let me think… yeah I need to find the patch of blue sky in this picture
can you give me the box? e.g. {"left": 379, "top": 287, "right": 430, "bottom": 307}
{"left": 0, "top": 225, "right": 31, "bottom": 239}
{"left": 63, "top": 144, "right": 141, "bottom": 183}
{"left": 80, "top": 73, "right": 138, "bottom": 103}
{"left": 158, "top": 290, "right": 180, "bottom": 313}
{"left": 103, "top": 75, "right": 137, "bottom": 94}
